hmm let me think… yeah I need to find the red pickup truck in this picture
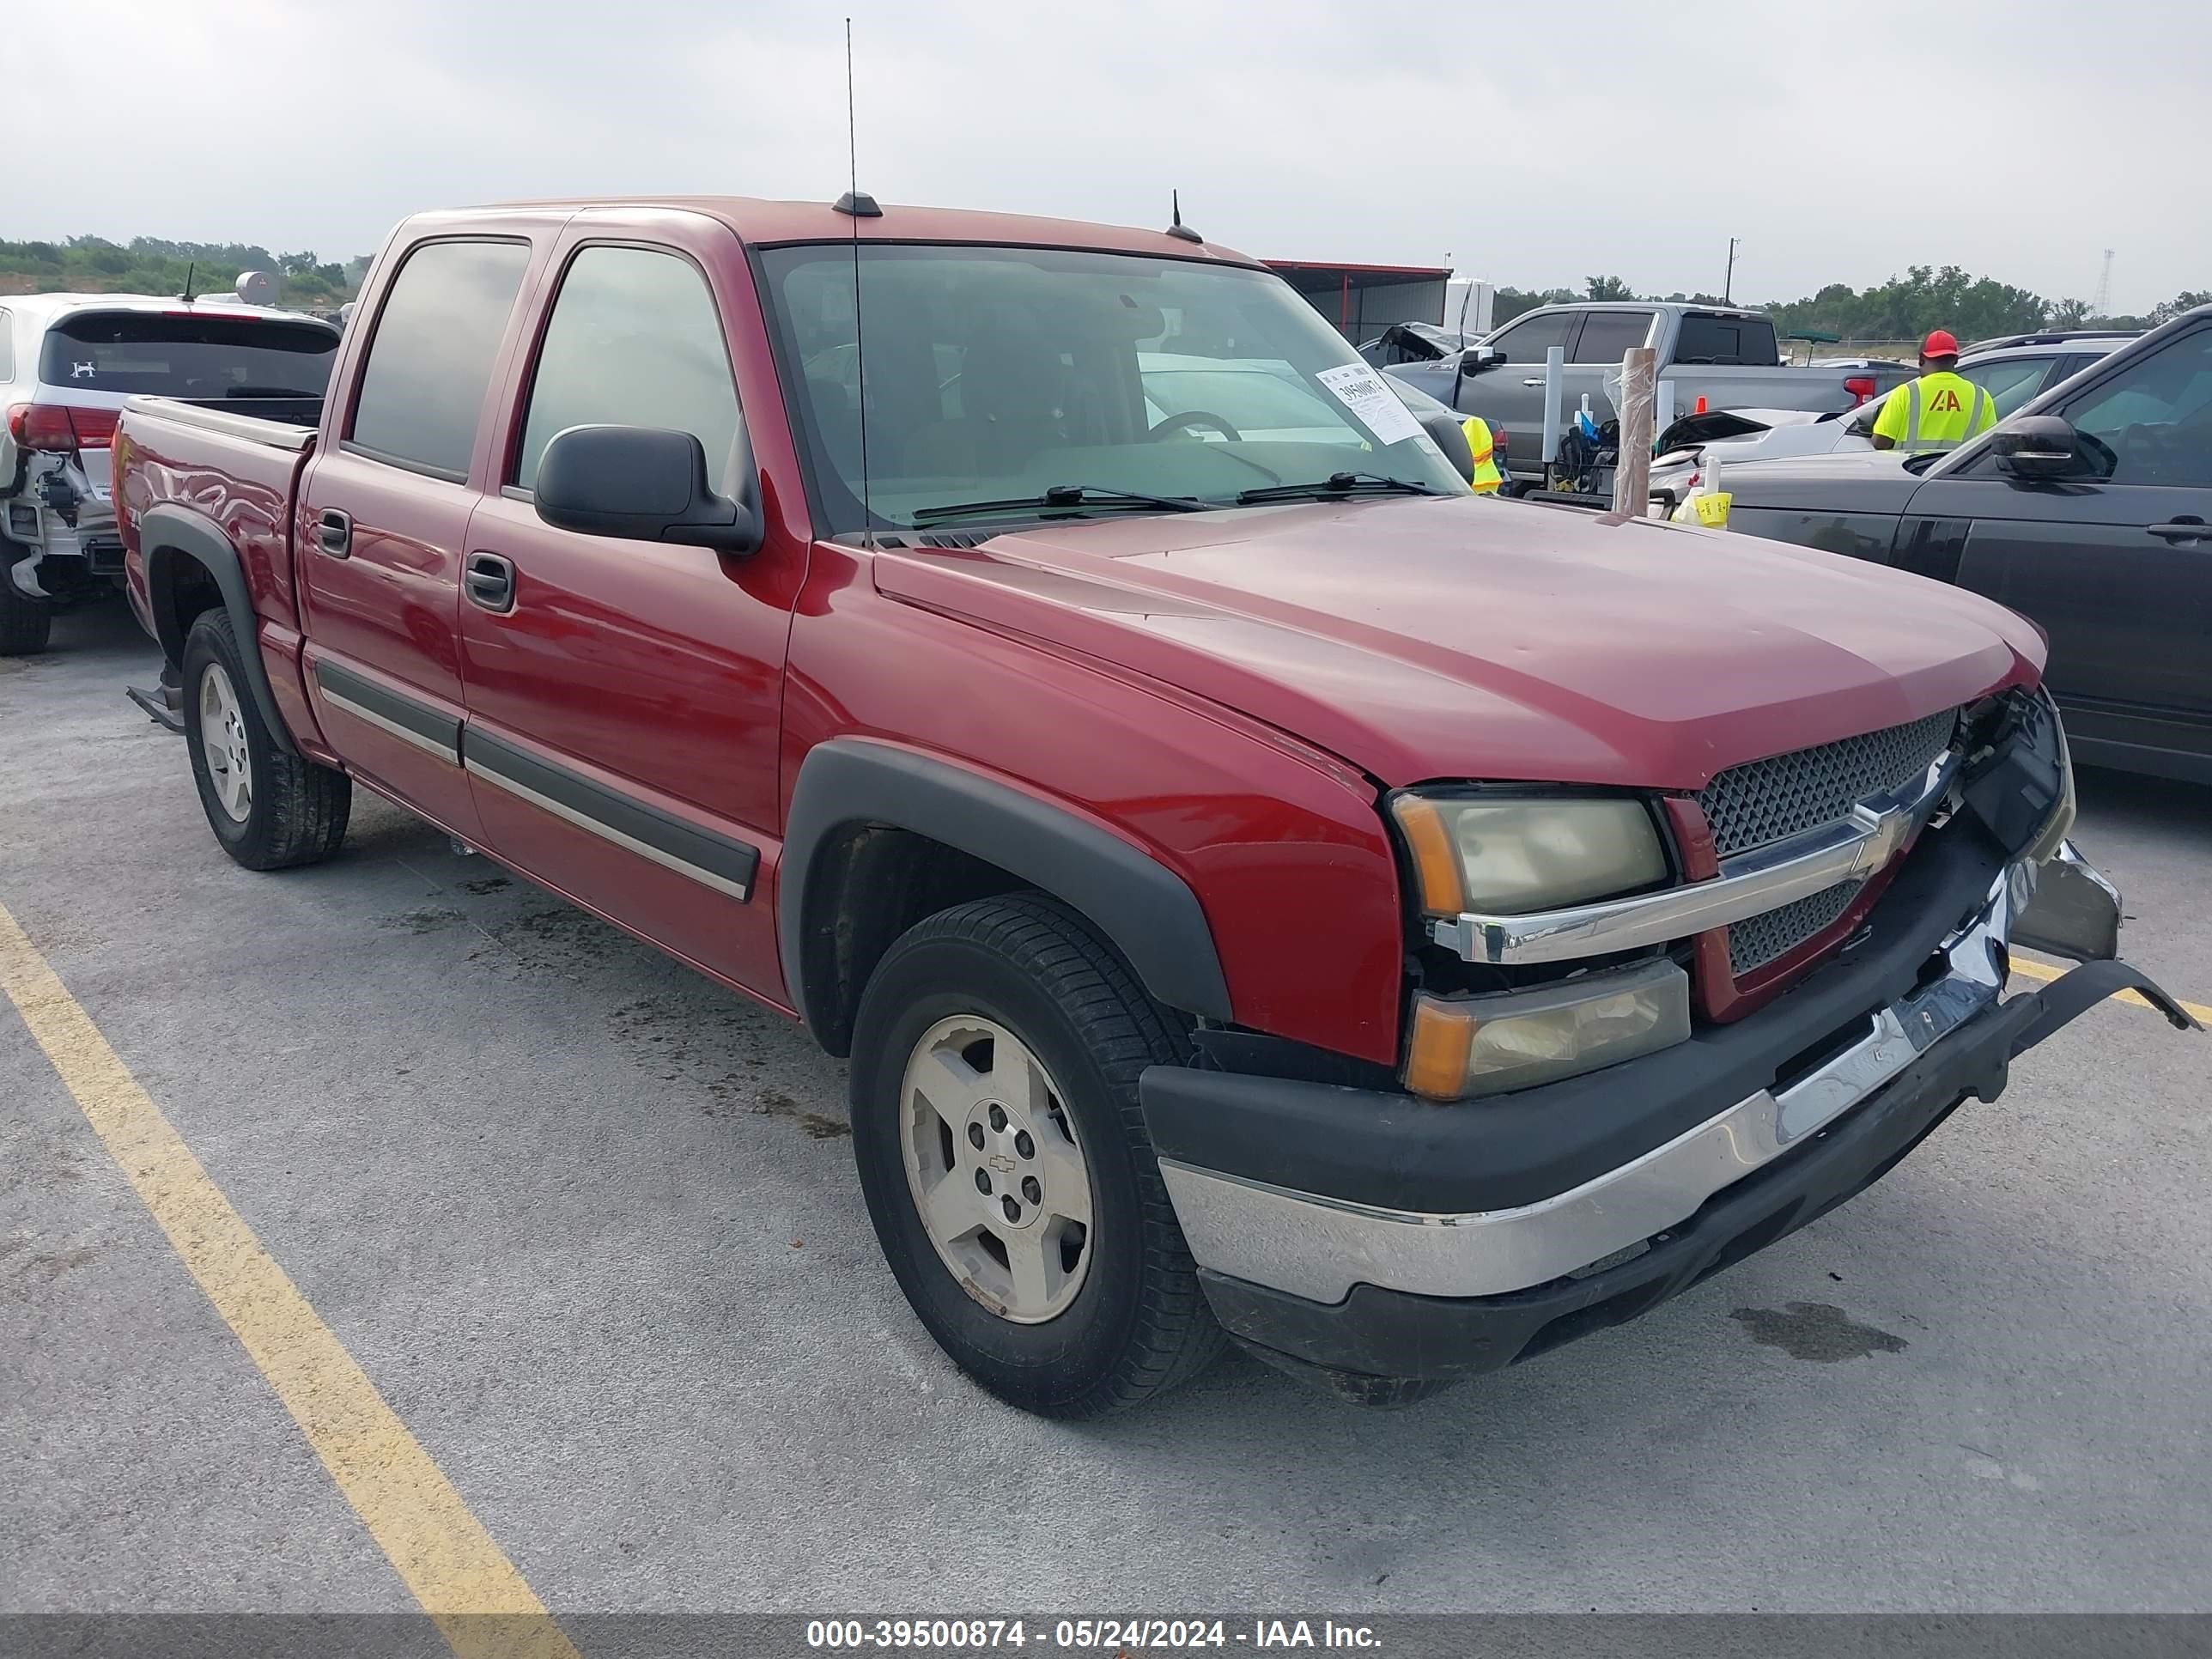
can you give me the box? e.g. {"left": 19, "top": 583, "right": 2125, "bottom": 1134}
{"left": 112, "top": 196, "right": 2194, "bottom": 1414}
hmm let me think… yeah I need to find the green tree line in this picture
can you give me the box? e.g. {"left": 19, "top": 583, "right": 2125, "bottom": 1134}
{"left": 0, "top": 236, "right": 370, "bottom": 309}
{"left": 1491, "top": 265, "right": 2209, "bottom": 338}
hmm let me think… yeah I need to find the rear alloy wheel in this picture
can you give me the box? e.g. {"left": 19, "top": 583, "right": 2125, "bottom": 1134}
{"left": 198, "top": 660, "right": 256, "bottom": 823}
{"left": 182, "top": 608, "right": 352, "bottom": 870}
{"left": 850, "top": 895, "right": 1226, "bottom": 1417}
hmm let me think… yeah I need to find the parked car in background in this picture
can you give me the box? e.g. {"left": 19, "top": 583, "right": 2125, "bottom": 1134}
{"left": 1648, "top": 335, "right": 2139, "bottom": 510}
{"left": 114, "top": 196, "right": 2187, "bottom": 1417}
{"left": 1, "top": 294, "right": 337, "bottom": 653}
{"left": 1357, "top": 321, "right": 1474, "bottom": 366}
{"left": 1389, "top": 302, "right": 1914, "bottom": 492}
{"left": 1720, "top": 309, "right": 2212, "bottom": 782}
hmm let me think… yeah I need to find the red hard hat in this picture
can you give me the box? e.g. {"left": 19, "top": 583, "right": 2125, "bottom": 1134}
{"left": 1922, "top": 329, "right": 1960, "bottom": 357}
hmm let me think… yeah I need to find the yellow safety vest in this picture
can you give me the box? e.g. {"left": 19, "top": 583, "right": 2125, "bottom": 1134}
{"left": 1870, "top": 372, "right": 1996, "bottom": 454}
{"left": 1462, "top": 416, "right": 1503, "bottom": 494}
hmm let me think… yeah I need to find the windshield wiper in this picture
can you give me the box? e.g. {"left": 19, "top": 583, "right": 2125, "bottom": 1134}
{"left": 1234, "top": 471, "right": 1439, "bottom": 506}
{"left": 910, "top": 483, "right": 1214, "bottom": 525}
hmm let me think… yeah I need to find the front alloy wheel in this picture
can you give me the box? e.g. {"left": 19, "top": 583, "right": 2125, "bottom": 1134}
{"left": 900, "top": 1015, "right": 1094, "bottom": 1323}
{"left": 848, "top": 894, "right": 1225, "bottom": 1416}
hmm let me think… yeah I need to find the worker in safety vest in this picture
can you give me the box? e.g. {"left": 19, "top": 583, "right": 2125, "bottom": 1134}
{"left": 1461, "top": 415, "right": 1504, "bottom": 494}
{"left": 1869, "top": 330, "right": 1997, "bottom": 454}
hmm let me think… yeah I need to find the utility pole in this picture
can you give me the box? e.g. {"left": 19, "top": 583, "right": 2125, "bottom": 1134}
{"left": 1723, "top": 236, "right": 1740, "bottom": 305}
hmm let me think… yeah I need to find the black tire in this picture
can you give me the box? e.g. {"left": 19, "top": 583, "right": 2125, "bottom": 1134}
{"left": 182, "top": 608, "right": 351, "bottom": 870}
{"left": 0, "top": 561, "right": 51, "bottom": 655}
{"left": 849, "top": 894, "right": 1226, "bottom": 1417}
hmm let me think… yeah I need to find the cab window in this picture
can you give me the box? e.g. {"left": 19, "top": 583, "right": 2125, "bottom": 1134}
{"left": 513, "top": 246, "right": 742, "bottom": 495}
{"left": 1571, "top": 311, "right": 1654, "bottom": 364}
{"left": 1960, "top": 356, "right": 2053, "bottom": 419}
{"left": 348, "top": 240, "right": 532, "bottom": 480}
{"left": 1484, "top": 312, "right": 1576, "bottom": 363}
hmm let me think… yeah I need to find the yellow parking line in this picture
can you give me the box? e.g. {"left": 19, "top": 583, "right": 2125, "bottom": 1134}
{"left": 0, "top": 900, "right": 580, "bottom": 1659}
{"left": 2008, "top": 953, "right": 2212, "bottom": 1024}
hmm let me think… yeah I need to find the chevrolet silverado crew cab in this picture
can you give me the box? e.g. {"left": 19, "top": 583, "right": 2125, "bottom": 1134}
{"left": 113, "top": 198, "right": 2196, "bottom": 1415}
{"left": 3, "top": 291, "right": 337, "bottom": 653}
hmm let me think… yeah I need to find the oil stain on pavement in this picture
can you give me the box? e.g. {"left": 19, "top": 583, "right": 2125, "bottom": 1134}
{"left": 1730, "top": 1301, "right": 1910, "bottom": 1361}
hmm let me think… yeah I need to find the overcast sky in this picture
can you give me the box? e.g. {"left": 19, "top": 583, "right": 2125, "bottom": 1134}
{"left": 20, "top": 0, "right": 2207, "bottom": 312}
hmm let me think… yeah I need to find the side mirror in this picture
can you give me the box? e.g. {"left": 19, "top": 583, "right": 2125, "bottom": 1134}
{"left": 1990, "top": 415, "right": 2088, "bottom": 481}
{"left": 1457, "top": 344, "right": 1503, "bottom": 380}
{"left": 1416, "top": 409, "right": 1477, "bottom": 484}
{"left": 534, "top": 424, "right": 761, "bottom": 552}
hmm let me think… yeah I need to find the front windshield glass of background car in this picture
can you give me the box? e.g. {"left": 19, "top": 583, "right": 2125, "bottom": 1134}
{"left": 755, "top": 243, "right": 1469, "bottom": 533}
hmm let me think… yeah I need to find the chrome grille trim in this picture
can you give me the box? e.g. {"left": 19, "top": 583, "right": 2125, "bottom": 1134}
{"left": 1429, "top": 747, "right": 1960, "bottom": 969}
{"left": 1699, "top": 708, "right": 1959, "bottom": 974}
{"left": 1698, "top": 708, "right": 1960, "bottom": 862}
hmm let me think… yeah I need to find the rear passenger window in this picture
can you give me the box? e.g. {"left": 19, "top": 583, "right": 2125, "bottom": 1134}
{"left": 512, "top": 246, "right": 740, "bottom": 494}
{"left": 1571, "top": 310, "right": 1655, "bottom": 365}
{"left": 349, "top": 240, "right": 531, "bottom": 480}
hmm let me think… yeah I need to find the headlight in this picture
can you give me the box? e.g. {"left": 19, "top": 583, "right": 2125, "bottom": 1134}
{"left": 1389, "top": 793, "right": 1669, "bottom": 917}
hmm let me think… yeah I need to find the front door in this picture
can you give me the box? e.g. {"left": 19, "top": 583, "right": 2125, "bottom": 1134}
{"left": 458, "top": 216, "right": 801, "bottom": 998}
{"left": 298, "top": 236, "right": 537, "bottom": 838}
{"left": 1905, "top": 319, "right": 2212, "bottom": 775}
{"left": 1451, "top": 308, "right": 1585, "bottom": 479}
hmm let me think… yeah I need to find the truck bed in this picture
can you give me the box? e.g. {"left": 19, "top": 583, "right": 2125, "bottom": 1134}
{"left": 115, "top": 395, "right": 325, "bottom": 660}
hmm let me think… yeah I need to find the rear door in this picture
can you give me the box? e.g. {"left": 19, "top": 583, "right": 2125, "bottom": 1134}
{"left": 457, "top": 210, "right": 801, "bottom": 996}
{"left": 1904, "top": 320, "right": 2212, "bottom": 775}
{"left": 298, "top": 236, "right": 539, "bottom": 837}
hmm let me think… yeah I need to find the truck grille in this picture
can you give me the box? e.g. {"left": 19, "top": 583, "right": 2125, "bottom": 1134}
{"left": 1699, "top": 708, "right": 1959, "bottom": 980}
{"left": 1696, "top": 708, "right": 1960, "bottom": 862}
{"left": 1728, "top": 880, "right": 1862, "bottom": 975}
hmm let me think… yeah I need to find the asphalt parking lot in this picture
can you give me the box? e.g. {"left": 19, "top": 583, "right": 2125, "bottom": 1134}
{"left": 5, "top": 600, "right": 2209, "bottom": 1619}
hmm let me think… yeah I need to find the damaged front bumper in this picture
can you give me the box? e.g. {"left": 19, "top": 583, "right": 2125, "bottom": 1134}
{"left": 1140, "top": 836, "right": 2196, "bottom": 1396}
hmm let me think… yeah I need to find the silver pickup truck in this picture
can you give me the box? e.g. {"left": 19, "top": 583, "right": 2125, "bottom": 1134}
{"left": 1389, "top": 301, "right": 1914, "bottom": 493}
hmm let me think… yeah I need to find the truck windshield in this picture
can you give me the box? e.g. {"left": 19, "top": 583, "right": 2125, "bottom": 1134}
{"left": 40, "top": 311, "right": 338, "bottom": 398}
{"left": 755, "top": 243, "right": 1468, "bottom": 533}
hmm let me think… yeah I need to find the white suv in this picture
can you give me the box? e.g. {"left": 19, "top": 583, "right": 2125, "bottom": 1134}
{"left": 1, "top": 292, "right": 337, "bottom": 653}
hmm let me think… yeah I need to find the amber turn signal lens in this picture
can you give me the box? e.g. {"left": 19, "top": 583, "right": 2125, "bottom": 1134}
{"left": 1390, "top": 796, "right": 1466, "bottom": 917}
{"left": 1405, "top": 999, "right": 1480, "bottom": 1101}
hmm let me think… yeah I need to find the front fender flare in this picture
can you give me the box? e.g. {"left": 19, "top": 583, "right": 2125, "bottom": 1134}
{"left": 781, "top": 738, "right": 1234, "bottom": 1039}
{"left": 140, "top": 502, "right": 297, "bottom": 754}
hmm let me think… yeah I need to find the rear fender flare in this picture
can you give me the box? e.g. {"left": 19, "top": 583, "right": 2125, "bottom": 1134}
{"left": 141, "top": 502, "right": 297, "bottom": 754}
{"left": 780, "top": 738, "right": 1233, "bottom": 1042}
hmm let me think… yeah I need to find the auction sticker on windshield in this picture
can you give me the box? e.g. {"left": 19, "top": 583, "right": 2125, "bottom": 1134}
{"left": 1315, "top": 363, "right": 1425, "bottom": 445}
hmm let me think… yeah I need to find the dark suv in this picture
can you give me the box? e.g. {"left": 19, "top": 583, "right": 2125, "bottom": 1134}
{"left": 1721, "top": 307, "right": 2212, "bottom": 784}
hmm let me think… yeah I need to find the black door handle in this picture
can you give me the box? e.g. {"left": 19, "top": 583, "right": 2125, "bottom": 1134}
{"left": 464, "top": 551, "right": 516, "bottom": 613}
{"left": 317, "top": 508, "right": 351, "bottom": 557}
{"left": 2146, "top": 518, "right": 2209, "bottom": 543}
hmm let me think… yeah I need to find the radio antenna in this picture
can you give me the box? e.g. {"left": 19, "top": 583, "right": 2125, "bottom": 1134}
{"left": 833, "top": 17, "right": 879, "bottom": 545}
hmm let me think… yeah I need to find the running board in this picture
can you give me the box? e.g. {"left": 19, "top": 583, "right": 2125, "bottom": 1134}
{"left": 125, "top": 672, "right": 186, "bottom": 735}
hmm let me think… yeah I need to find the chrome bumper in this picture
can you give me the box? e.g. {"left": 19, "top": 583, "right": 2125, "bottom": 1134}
{"left": 1162, "top": 857, "right": 2039, "bottom": 1308}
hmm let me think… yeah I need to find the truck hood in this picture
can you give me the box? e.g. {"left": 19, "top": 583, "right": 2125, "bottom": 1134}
{"left": 871, "top": 495, "right": 2041, "bottom": 791}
